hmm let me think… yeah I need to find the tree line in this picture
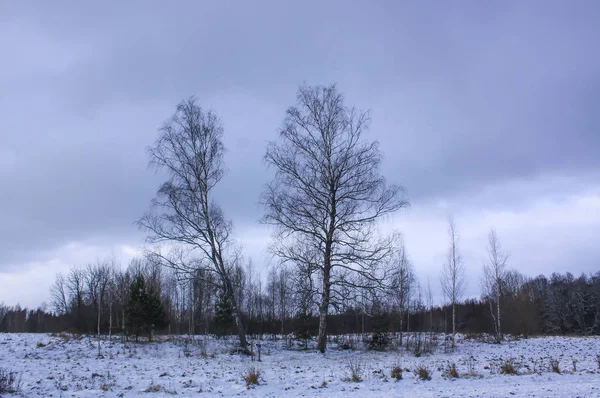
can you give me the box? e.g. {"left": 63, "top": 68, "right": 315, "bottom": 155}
{"left": 1, "top": 84, "right": 598, "bottom": 350}
{"left": 1, "top": 259, "right": 599, "bottom": 340}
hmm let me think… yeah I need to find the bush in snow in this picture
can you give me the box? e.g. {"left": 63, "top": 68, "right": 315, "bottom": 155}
{"left": 464, "top": 355, "right": 479, "bottom": 377}
{"left": 499, "top": 358, "right": 518, "bottom": 375}
{"left": 390, "top": 364, "right": 403, "bottom": 380}
{"left": 243, "top": 366, "right": 261, "bottom": 387}
{"left": 444, "top": 361, "right": 459, "bottom": 378}
{"left": 343, "top": 359, "right": 364, "bottom": 382}
{"left": 0, "top": 368, "right": 21, "bottom": 395}
{"left": 414, "top": 365, "right": 431, "bottom": 381}
{"left": 368, "top": 332, "right": 390, "bottom": 351}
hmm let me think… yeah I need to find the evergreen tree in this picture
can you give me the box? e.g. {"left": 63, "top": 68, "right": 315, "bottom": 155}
{"left": 214, "top": 289, "right": 233, "bottom": 337}
{"left": 293, "top": 310, "right": 311, "bottom": 348}
{"left": 126, "top": 274, "right": 167, "bottom": 341}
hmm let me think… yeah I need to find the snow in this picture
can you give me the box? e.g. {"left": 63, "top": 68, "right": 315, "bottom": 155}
{"left": 1, "top": 333, "right": 599, "bottom": 397}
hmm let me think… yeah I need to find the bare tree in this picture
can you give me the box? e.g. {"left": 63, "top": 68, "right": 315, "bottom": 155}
{"left": 277, "top": 266, "right": 291, "bottom": 334}
{"left": 86, "top": 261, "right": 111, "bottom": 357}
{"left": 49, "top": 273, "right": 69, "bottom": 315}
{"left": 425, "top": 278, "right": 434, "bottom": 333}
{"left": 66, "top": 268, "right": 86, "bottom": 332}
{"left": 392, "top": 239, "right": 414, "bottom": 345}
{"left": 440, "top": 217, "right": 466, "bottom": 347}
{"left": 483, "top": 228, "right": 509, "bottom": 342}
{"left": 138, "top": 98, "right": 248, "bottom": 351}
{"left": 266, "top": 265, "right": 292, "bottom": 335}
{"left": 262, "top": 84, "right": 408, "bottom": 352}
{"left": 114, "top": 269, "right": 132, "bottom": 335}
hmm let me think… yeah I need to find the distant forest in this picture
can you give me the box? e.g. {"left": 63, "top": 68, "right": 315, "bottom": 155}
{"left": 1, "top": 257, "right": 599, "bottom": 339}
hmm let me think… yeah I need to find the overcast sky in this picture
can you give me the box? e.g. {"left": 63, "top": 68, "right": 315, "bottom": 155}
{"left": 1, "top": 1, "right": 599, "bottom": 308}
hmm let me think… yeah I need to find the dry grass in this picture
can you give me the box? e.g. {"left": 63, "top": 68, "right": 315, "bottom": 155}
{"left": 390, "top": 365, "right": 403, "bottom": 380}
{"left": 145, "top": 383, "right": 162, "bottom": 392}
{"left": 446, "top": 362, "right": 459, "bottom": 378}
{"left": 463, "top": 355, "right": 480, "bottom": 377}
{"left": 500, "top": 359, "right": 518, "bottom": 375}
{"left": 342, "top": 359, "right": 364, "bottom": 382}
{"left": 144, "top": 383, "right": 176, "bottom": 394}
{"left": 414, "top": 365, "right": 431, "bottom": 381}
{"left": 243, "top": 366, "right": 261, "bottom": 387}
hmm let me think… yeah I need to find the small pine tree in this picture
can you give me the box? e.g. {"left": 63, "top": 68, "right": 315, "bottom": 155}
{"left": 126, "top": 274, "right": 167, "bottom": 341}
{"left": 126, "top": 275, "right": 146, "bottom": 342}
{"left": 293, "top": 310, "right": 311, "bottom": 348}
{"left": 145, "top": 283, "right": 168, "bottom": 341}
{"left": 214, "top": 289, "right": 234, "bottom": 337}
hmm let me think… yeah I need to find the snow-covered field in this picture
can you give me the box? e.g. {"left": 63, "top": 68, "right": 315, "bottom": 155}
{"left": 1, "top": 333, "right": 599, "bottom": 397}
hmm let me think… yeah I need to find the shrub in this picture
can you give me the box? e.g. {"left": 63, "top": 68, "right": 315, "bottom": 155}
{"left": 550, "top": 358, "right": 560, "bottom": 374}
{"left": 338, "top": 336, "right": 356, "bottom": 350}
{"left": 390, "top": 365, "right": 403, "bottom": 380}
{"left": 414, "top": 365, "right": 431, "bottom": 381}
{"left": 343, "top": 359, "right": 363, "bottom": 382}
{"left": 445, "top": 362, "right": 459, "bottom": 378}
{"left": 465, "top": 355, "right": 478, "bottom": 377}
{"left": 0, "top": 368, "right": 21, "bottom": 395}
{"left": 500, "top": 359, "right": 518, "bottom": 375}
{"left": 596, "top": 355, "right": 600, "bottom": 370}
{"left": 145, "top": 383, "right": 162, "bottom": 392}
{"left": 100, "top": 383, "right": 111, "bottom": 392}
{"left": 243, "top": 366, "right": 261, "bottom": 387}
{"left": 293, "top": 311, "right": 311, "bottom": 348}
{"left": 368, "top": 332, "right": 390, "bottom": 351}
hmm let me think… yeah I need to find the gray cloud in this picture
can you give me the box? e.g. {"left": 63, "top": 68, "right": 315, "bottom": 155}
{"left": 1, "top": 1, "right": 599, "bottom": 300}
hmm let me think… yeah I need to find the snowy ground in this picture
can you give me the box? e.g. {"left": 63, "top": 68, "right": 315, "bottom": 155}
{"left": 1, "top": 333, "right": 599, "bottom": 397}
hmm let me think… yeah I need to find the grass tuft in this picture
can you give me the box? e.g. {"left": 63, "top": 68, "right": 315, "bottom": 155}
{"left": 414, "top": 365, "right": 431, "bottom": 381}
{"left": 342, "top": 359, "right": 364, "bottom": 382}
{"left": 446, "top": 362, "right": 459, "bottom": 378}
{"left": 390, "top": 365, "right": 403, "bottom": 380}
{"left": 500, "top": 358, "right": 518, "bottom": 375}
{"left": 243, "top": 366, "right": 261, "bottom": 387}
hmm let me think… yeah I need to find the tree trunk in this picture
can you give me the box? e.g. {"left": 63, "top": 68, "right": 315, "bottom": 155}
{"left": 429, "top": 307, "right": 433, "bottom": 333}
{"left": 399, "top": 309, "right": 404, "bottom": 346}
{"left": 317, "top": 243, "right": 332, "bottom": 353}
{"left": 232, "top": 304, "right": 247, "bottom": 349}
{"left": 497, "top": 286, "right": 502, "bottom": 340}
{"left": 109, "top": 301, "right": 113, "bottom": 340}
{"left": 451, "top": 301, "right": 456, "bottom": 348}
{"left": 97, "top": 298, "right": 102, "bottom": 357}
{"left": 224, "top": 277, "right": 248, "bottom": 352}
{"left": 317, "top": 292, "right": 330, "bottom": 353}
{"left": 406, "top": 311, "right": 411, "bottom": 349}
